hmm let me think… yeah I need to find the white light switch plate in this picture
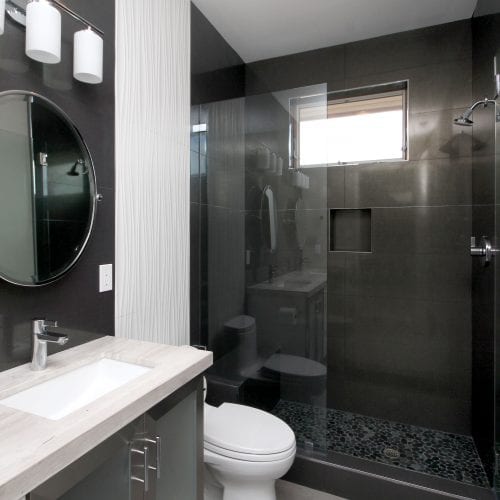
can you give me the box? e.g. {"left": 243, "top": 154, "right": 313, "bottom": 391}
{"left": 99, "top": 264, "right": 113, "bottom": 292}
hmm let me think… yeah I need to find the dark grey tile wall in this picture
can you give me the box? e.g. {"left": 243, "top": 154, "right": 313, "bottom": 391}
{"left": 247, "top": 20, "right": 474, "bottom": 435}
{"left": 0, "top": 0, "right": 115, "bottom": 372}
{"left": 191, "top": 5, "right": 246, "bottom": 352}
{"left": 337, "top": 24, "right": 473, "bottom": 433}
{"left": 191, "top": 4, "right": 245, "bottom": 106}
{"left": 330, "top": 209, "right": 372, "bottom": 252}
{"left": 204, "top": 98, "right": 246, "bottom": 356}
{"left": 246, "top": 45, "right": 345, "bottom": 96}
{"left": 471, "top": 6, "right": 500, "bottom": 484}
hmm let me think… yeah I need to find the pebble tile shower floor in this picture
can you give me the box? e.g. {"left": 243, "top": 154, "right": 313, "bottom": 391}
{"left": 272, "top": 400, "right": 489, "bottom": 487}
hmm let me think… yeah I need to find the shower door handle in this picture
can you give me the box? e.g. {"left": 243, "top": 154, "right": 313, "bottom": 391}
{"left": 470, "top": 236, "right": 497, "bottom": 266}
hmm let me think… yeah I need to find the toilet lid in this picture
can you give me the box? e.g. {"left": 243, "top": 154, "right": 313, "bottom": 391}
{"left": 264, "top": 354, "right": 327, "bottom": 378}
{"left": 205, "top": 403, "right": 295, "bottom": 456}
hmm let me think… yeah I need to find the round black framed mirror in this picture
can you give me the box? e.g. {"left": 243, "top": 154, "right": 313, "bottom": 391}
{"left": 0, "top": 91, "right": 97, "bottom": 286}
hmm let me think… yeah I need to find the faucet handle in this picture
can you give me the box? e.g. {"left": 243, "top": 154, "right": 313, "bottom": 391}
{"left": 32, "top": 319, "right": 58, "bottom": 335}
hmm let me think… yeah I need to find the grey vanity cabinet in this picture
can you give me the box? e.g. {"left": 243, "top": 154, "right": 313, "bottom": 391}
{"left": 29, "top": 377, "right": 203, "bottom": 500}
{"left": 142, "top": 379, "right": 203, "bottom": 500}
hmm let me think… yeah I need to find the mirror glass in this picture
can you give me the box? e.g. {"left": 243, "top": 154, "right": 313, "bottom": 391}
{"left": 0, "top": 91, "right": 96, "bottom": 286}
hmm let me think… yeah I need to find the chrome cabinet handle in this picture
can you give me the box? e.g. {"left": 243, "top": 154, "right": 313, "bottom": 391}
{"left": 130, "top": 445, "right": 149, "bottom": 493}
{"left": 155, "top": 436, "right": 161, "bottom": 479}
{"left": 144, "top": 435, "right": 161, "bottom": 479}
{"left": 143, "top": 445, "right": 149, "bottom": 492}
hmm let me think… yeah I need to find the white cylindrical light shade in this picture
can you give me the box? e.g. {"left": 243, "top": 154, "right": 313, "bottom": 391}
{"left": 73, "top": 28, "right": 103, "bottom": 84}
{"left": 0, "top": 0, "right": 5, "bottom": 36}
{"left": 25, "top": 1, "right": 61, "bottom": 63}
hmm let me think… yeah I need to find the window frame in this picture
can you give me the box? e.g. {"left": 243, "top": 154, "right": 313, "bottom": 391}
{"left": 289, "top": 80, "right": 409, "bottom": 169}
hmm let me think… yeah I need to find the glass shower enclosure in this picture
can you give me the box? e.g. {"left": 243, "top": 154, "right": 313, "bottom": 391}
{"left": 190, "top": 3, "right": 500, "bottom": 498}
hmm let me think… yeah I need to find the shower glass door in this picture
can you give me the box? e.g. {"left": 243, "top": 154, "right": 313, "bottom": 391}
{"left": 190, "top": 84, "right": 330, "bottom": 453}
{"left": 244, "top": 85, "right": 329, "bottom": 453}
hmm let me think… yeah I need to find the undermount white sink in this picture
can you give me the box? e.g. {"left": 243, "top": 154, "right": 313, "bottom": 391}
{"left": 0, "top": 358, "right": 151, "bottom": 420}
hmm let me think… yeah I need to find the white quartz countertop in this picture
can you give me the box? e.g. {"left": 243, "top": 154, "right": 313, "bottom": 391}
{"left": 0, "top": 336, "right": 212, "bottom": 499}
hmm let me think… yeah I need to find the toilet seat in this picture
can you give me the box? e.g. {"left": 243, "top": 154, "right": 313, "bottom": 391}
{"left": 263, "top": 353, "right": 327, "bottom": 379}
{"left": 204, "top": 403, "right": 295, "bottom": 462}
{"left": 205, "top": 441, "right": 296, "bottom": 462}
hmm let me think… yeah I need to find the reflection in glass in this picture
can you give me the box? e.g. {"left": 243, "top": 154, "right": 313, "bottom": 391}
{"left": 0, "top": 92, "right": 95, "bottom": 286}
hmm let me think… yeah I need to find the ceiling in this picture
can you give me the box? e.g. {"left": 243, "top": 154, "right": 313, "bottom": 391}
{"left": 192, "top": 0, "right": 478, "bottom": 63}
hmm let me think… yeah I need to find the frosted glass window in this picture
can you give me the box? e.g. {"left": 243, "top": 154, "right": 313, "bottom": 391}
{"left": 296, "top": 89, "right": 407, "bottom": 167}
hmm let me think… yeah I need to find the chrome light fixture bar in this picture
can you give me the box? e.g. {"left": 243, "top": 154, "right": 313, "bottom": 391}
{"left": 4, "top": 0, "right": 103, "bottom": 35}
{"left": 50, "top": 0, "right": 103, "bottom": 36}
{"left": 3, "top": 0, "right": 104, "bottom": 84}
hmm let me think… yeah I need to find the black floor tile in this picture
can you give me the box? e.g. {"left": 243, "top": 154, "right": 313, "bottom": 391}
{"left": 272, "top": 399, "right": 489, "bottom": 488}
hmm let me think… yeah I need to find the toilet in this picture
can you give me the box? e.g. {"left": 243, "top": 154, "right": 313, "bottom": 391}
{"left": 204, "top": 387, "right": 296, "bottom": 500}
{"left": 262, "top": 353, "right": 327, "bottom": 407}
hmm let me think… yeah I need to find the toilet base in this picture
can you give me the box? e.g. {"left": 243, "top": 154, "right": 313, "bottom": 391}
{"left": 204, "top": 479, "right": 276, "bottom": 500}
{"left": 222, "top": 481, "right": 276, "bottom": 500}
{"left": 204, "top": 466, "right": 223, "bottom": 500}
{"left": 204, "top": 462, "right": 278, "bottom": 500}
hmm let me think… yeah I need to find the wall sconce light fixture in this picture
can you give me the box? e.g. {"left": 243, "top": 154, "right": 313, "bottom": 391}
{"left": 4, "top": 0, "right": 104, "bottom": 84}
{"left": 74, "top": 27, "right": 103, "bottom": 84}
{"left": 0, "top": 0, "right": 5, "bottom": 35}
{"left": 26, "top": 1, "right": 61, "bottom": 63}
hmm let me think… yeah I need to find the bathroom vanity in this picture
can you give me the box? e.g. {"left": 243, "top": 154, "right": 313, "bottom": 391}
{"left": 0, "top": 337, "right": 212, "bottom": 499}
{"left": 0, "top": 85, "right": 209, "bottom": 499}
{"left": 247, "top": 270, "right": 327, "bottom": 361}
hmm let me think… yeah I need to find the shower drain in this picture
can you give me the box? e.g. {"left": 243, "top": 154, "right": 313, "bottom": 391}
{"left": 383, "top": 447, "right": 401, "bottom": 460}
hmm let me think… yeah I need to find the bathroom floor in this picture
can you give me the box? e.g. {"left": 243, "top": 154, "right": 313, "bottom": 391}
{"left": 272, "top": 400, "right": 489, "bottom": 488}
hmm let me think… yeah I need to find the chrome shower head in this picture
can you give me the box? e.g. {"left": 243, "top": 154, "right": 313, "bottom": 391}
{"left": 67, "top": 159, "right": 88, "bottom": 176}
{"left": 453, "top": 115, "right": 474, "bottom": 126}
{"left": 453, "top": 97, "right": 496, "bottom": 126}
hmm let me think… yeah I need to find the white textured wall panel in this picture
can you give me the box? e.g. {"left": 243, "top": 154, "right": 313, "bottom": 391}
{"left": 115, "top": 0, "right": 190, "bottom": 345}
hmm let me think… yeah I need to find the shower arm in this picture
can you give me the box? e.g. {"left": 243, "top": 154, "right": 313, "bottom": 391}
{"left": 463, "top": 97, "right": 496, "bottom": 118}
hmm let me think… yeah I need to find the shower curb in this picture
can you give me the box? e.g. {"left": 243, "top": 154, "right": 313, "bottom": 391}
{"left": 285, "top": 451, "right": 495, "bottom": 500}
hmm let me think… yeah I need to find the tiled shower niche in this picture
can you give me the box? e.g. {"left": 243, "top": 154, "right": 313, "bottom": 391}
{"left": 329, "top": 208, "right": 372, "bottom": 252}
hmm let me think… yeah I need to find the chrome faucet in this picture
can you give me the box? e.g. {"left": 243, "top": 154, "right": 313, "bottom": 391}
{"left": 268, "top": 264, "right": 277, "bottom": 283}
{"left": 31, "top": 319, "right": 69, "bottom": 371}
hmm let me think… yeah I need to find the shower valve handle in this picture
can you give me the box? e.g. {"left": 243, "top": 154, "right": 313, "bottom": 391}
{"left": 471, "top": 236, "right": 498, "bottom": 266}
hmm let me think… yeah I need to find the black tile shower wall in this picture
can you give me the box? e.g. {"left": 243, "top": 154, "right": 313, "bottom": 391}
{"left": 471, "top": 7, "right": 500, "bottom": 484}
{"left": 246, "top": 20, "right": 474, "bottom": 435}
{"left": 246, "top": 45, "right": 345, "bottom": 96}
{"left": 336, "top": 23, "right": 473, "bottom": 435}
{"left": 203, "top": 98, "right": 246, "bottom": 358}
{"left": 191, "top": 4, "right": 245, "bottom": 106}
{"left": 191, "top": 4, "right": 246, "bottom": 352}
{"left": 0, "top": 0, "right": 115, "bottom": 372}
